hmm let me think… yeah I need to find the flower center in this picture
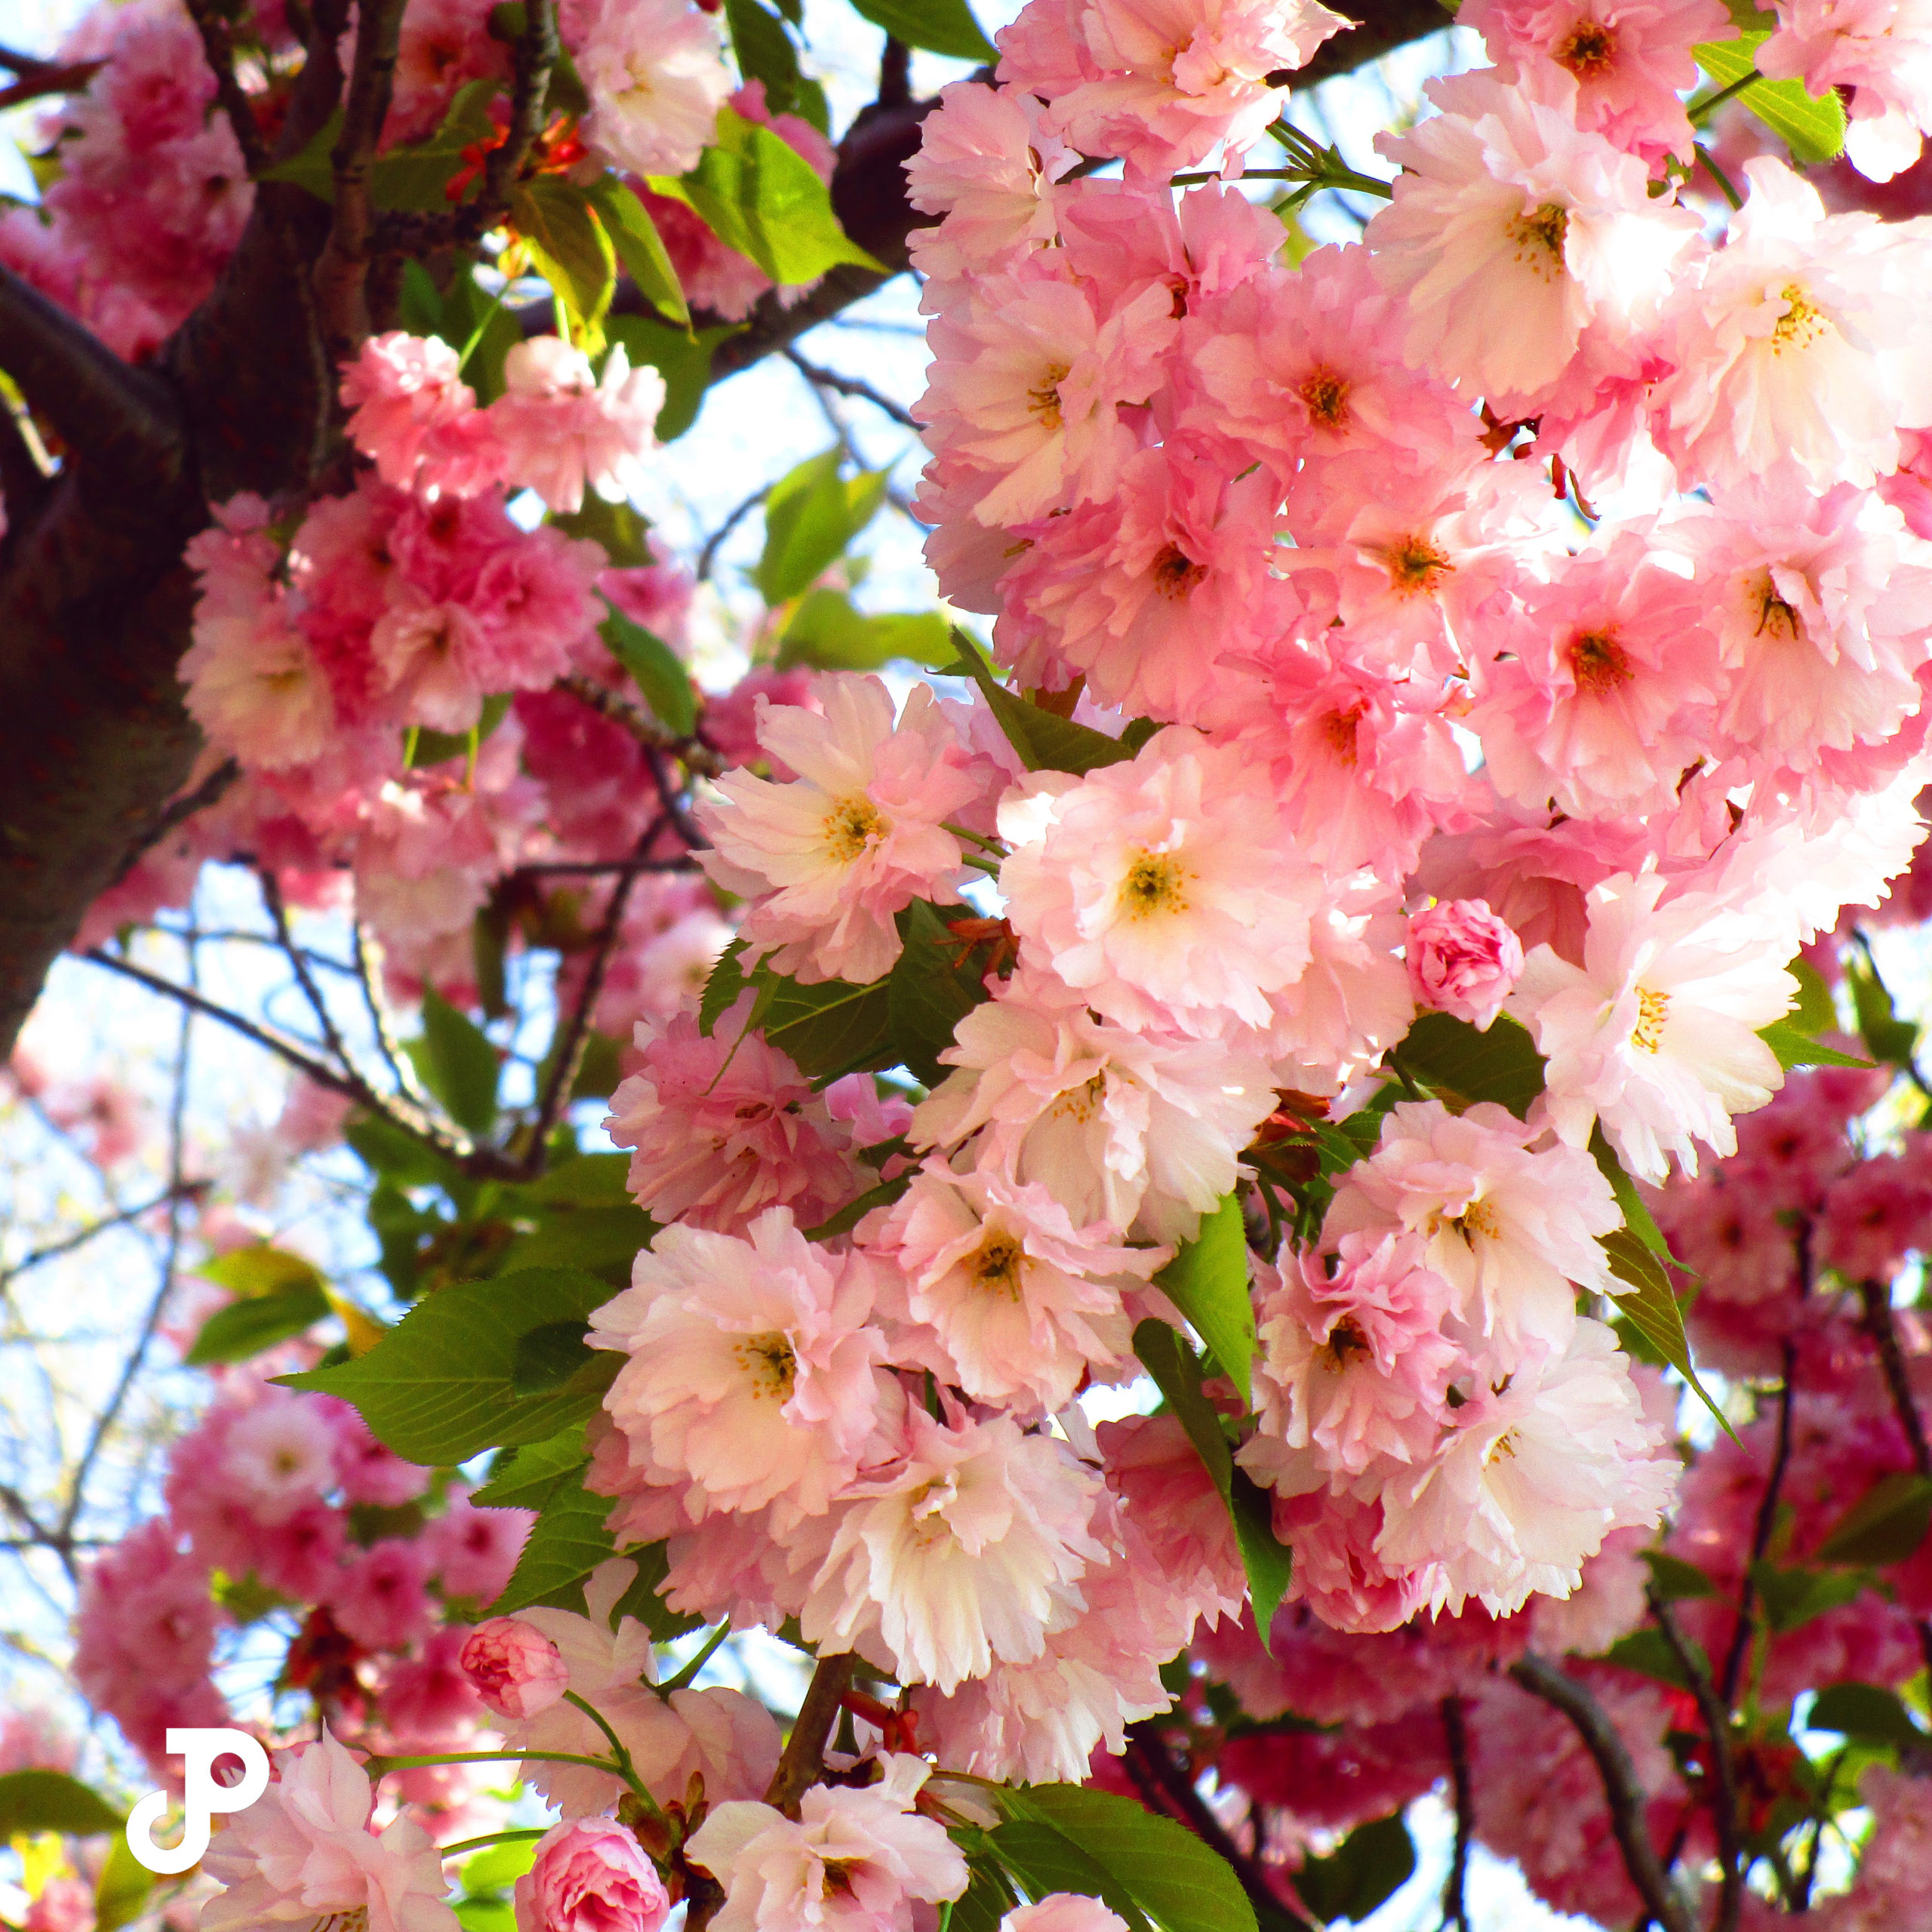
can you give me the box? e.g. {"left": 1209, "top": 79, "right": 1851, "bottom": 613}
{"left": 1486, "top": 1429, "right": 1521, "bottom": 1466}
{"left": 1771, "top": 285, "right": 1828, "bottom": 352}
{"left": 1451, "top": 1198, "right": 1502, "bottom": 1243}
{"left": 1632, "top": 986, "right": 1669, "bottom": 1053}
{"left": 822, "top": 1859, "right": 861, "bottom": 1899}
{"left": 1385, "top": 534, "right": 1453, "bottom": 595}
{"left": 1151, "top": 543, "right": 1208, "bottom": 600}
{"left": 1555, "top": 17, "right": 1615, "bottom": 73}
{"left": 1051, "top": 1072, "right": 1110, "bottom": 1124}
{"left": 1323, "top": 1317, "right": 1371, "bottom": 1371}
{"left": 734, "top": 1331, "right": 798, "bottom": 1400}
{"left": 1511, "top": 204, "right": 1569, "bottom": 279}
{"left": 1029, "top": 363, "right": 1070, "bottom": 430}
{"left": 971, "top": 1229, "right": 1026, "bottom": 1300}
{"left": 1321, "top": 706, "right": 1363, "bottom": 766}
{"left": 310, "top": 1913, "right": 371, "bottom": 1932}
{"left": 823, "top": 795, "right": 885, "bottom": 863}
{"left": 1568, "top": 628, "right": 1632, "bottom": 695}
{"left": 1749, "top": 570, "right": 1802, "bottom": 643}
{"left": 1299, "top": 366, "right": 1351, "bottom": 429}
{"left": 1118, "top": 850, "right": 1191, "bottom": 919}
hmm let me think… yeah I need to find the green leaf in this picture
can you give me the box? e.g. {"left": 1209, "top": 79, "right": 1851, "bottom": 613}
{"left": 510, "top": 177, "right": 617, "bottom": 340}
{"left": 1642, "top": 1550, "right": 1721, "bottom": 1601}
{"left": 888, "top": 900, "right": 989, "bottom": 1087}
{"left": 1789, "top": 955, "right": 1838, "bottom": 1035}
{"left": 1589, "top": 1129, "right": 1675, "bottom": 1260}
{"left": 777, "top": 588, "right": 952, "bottom": 672}
{"left": 941, "top": 1857, "right": 1020, "bottom": 1932}
{"left": 185, "top": 1281, "right": 331, "bottom": 1364}
{"left": 1846, "top": 955, "right": 1919, "bottom": 1068}
{"left": 1749, "top": 1558, "right": 1865, "bottom": 1634}
{"left": 802, "top": 1173, "right": 913, "bottom": 1241}
{"left": 1814, "top": 1471, "right": 1932, "bottom": 1567}
{"left": 724, "top": 0, "right": 805, "bottom": 116}
{"left": 457, "top": 1900, "right": 517, "bottom": 1932}
{"left": 650, "top": 106, "right": 884, "bottom": 286}
{"left": 846, "top": 0, "right": 997, "bottom": 59}
{"left": 1605, "top": 1626, "right": 1697, "bottom": 1692}
{"left": 414, "top": 989, "right": 500, "bottom": 1137}
{"left": 489, "top": 1472, "right": 620, "bottom": 1615}
{"left": 370, "top": 77, "right": 502, "bottom": 209}
{"left": 0, "top": 1771, "right": 124, "bottom": 1838}
{"left": 604, "top": 314, "right": 740, "bottom": 442}
{"left": 948, "top": 629, "right": 1142, "bottom": 775}
{"left": 197, "top": 1243, "right": 326, "bottom": 1298}
{"left": 443, "top": 269, "right": 526, "bottom": 405}
{"left": 1394, "top": 1011, "right": 1546, "bottom": 1120}
{"left": 1154, "top": 1192, "right": 1256, "bottom": 1407}
{"left": 280, "top": 1267, "right": 617, "bottom": 1463}
{"left": 1807, "top": 1681, "right": 1926, "bottom": 1746}
{"left": 472, "top": 1423, "right": 591, "bottom": 1510}
{"left": 581, "top": 177, "right": 690, "bottom": 328}
{"left": 1293, "top": 1811, "right": 1417, "bottom": 1924}
{"left": 599, "top": 601, "right": 697, "bottom": 736}
{"left": 758, "top": 448, "right": 890, "bottom": 606}
{"left": 699, "top": 943, "right": 897, "bottom": 1082}
{"left": 1601, "top": 1229, "right": 1734, "bottom": 1440}
{"left": 988, "top": 1823, "right": 1155, "bottom": 1932}
{"left": 1134, "top": 1320, "right": 1294, "bottom": 1653}
{"left": 608, "top": 1538, "right": 704, "bottom": 1638}
{"left": 1693, "top": 34, "right": 1845, "bottom": 164}
{"left": 497, "top": 1204, "right": 654, "bottom": 1281}
{"left": 510, "top": 1320, "right": 598, "bottom": 1395}
{"left": 93, "top": 1832, "right": 155, "bottom": 1932}
{"left": 408, "top": 692, "right": 512, "bottom": 770}
{"left": 1758, "top": 1020, "right": 1869, "bottom": 1070}
{"left": 519, "top": 1152, "right": 633, "bottom": 1206}
{"left": 997, "top": 1785, "right": 1260, "bottom": 1932}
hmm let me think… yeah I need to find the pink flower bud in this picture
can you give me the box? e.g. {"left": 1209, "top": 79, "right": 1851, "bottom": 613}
{"left": 1406, "top": 899, "right": 1524, "bottom": 1032}
{"left": 459, "top": 1617, "right": 570, "bottom": 1719}
{"left": 513, "top": 1817, "right": 671, "bottom": 1932}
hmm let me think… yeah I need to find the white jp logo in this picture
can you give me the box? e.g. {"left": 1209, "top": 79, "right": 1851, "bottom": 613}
{"left": 125, "top": 1729, "right": 271, "bottom": 1875}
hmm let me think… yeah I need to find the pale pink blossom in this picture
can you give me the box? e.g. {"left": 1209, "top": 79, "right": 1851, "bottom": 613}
{"left": 803, "top": 1411, "right": 1103, "bottom": 1692}
{"left": 1407, "top": 900, "right": 1525, "bottom": 1030}
{"left": 863, "top": 1161, "right": 1158, "bottom": 1410}
{"left": 491, "top": 338, "right": 664, "bottom": 515}
{"left": 697, "top": 675, "right": 989, "bottom": 983}
{"left": 686, "top": 1755, "right": 968, "bottom": 1932}
{"left": 911, "top": 967, "right": 1278, "bottom": 1244}
{"left": 590, "top": 1208, "right": 891, "bottom": 1518}
{"left": 1324, "top": 1099, "right": 1620, "bottom": 1342}
{"left": 220, "top": 1392, "right": 340, "bottom": 1525}
{"left": 1001, "top": 1901, "right": 1132, "bottom": 1932}
{"left": 570, "top": 0, "right": 732, "bottom": 178}
{"left": 200, "top": 1730, "right": 459, "bottom": 1932}
{"left": 513, "top": 1818, "right": 672, "bottom": 1932}
{"left": 1760, "top": 0, "right": 1932, "bottom": 180}
{"left": 1509, "top": 869, "right": 1797, "bottom": 1180}
{"left": 458, "top": 1619, "right": 570, "bottom": 1720}
{"left": 999, "top": 728, "right": 1325, "bottom": 1037}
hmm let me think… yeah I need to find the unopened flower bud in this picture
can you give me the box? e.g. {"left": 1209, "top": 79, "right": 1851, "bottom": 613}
{"left": 459, "top": 1617, "right": 570, "bottom": 1719}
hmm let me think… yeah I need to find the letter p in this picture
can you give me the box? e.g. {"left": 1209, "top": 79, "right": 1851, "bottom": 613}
{"left": 125, "top": 1728, "right": 270, "bottom": 1875}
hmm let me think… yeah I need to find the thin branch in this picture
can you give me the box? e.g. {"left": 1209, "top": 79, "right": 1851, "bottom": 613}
{"left": 512, "top": 856, "right": 703, "bottom": 878}
{"left": 697, "top": 483, "right": 772, "bottom": 580}
{"left": 313, "top": 0, "right": 410, "bottom": 349}
{"left": 525, "top": 866, "right": 640, "bottom": 1164}
{"left": 783, "top": 347, "right": 919, "bottom": 430}
{"left": 0, "top": 394, "right": 51, "bottom": 533}
{"left": 1124, "top": 1724, "right": 1312, "bottom": 1932}
{"left": 0, "top": 1183, "right": 208, "bottom": 1297}
{"left": 1508, "top": 1656, "right": 1693, "bottom": 1932}
{"left": 182, "top": 0, "right": 269, "bottom": 174}
{"left": 1860, "top": 1277, "right": 1932, "bottom": 1477}
{"left": 1718, "top": 1340, "right": 1798, "bottom": 1706}
{"left": 352, "top": 921, "right": 435, "bottom": 1115}
{"left": 0, "top": 263, "right": 182, "bottom": 472}
{"left": 0, "top": 59, "right": 104, "bottom": 112}
{"left": 1440, "top": 1696, "right": 1472, "bottom": 1932}
{"left": 1647, "top": 1590, "right": 1744, "bottom": 1932}
{"left": 557, "top": 672, "right": 717, "bottom": 772}
{"left": 259, "top": 866, "right": 358, "bottom": 1077}
{"left": 764, "top": 1653, "right": 856, "bottom": 1815}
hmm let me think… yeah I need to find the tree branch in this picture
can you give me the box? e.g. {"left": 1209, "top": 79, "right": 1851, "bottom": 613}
{"left": 183, "top": 0, "right": 269, "bottom": 174}
{"left": 0, "top": 1181, "right": 209, "bottom": 1299}
{"left": 313, "top": 0, "right": 410, "bottom": 352}
{"left": 1718, "top": 1340, "right": 1798, "bottom": 1706}
{"left": 0, "top": 393, "right": 51, "bottom": 539}
{"left": 764, "top": 1652, "right": 855, "bottom": 1815}
{"left": 1507, "top": 1656, "right": 1692, "bottom": 1932}
{"left": 1647, "top": 1590, "right": 1744, "bottom": 1932}
{"left": 1860, "top": 1276, "right": 1932, "bottom": 1477}
{"left": 784, "top": 347, "right": 919, "bottom": 429}
{"left": 1440, "top": 1696, "right": 1472, "bottom": 1932}
{"left": 525, "top": 865, "right": 640, "bottom": 1163}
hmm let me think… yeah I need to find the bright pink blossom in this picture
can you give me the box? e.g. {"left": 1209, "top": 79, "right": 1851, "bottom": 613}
{"left": 460, "top": 1619, "right": 571, "bottom": 1719}
{"left": 514, "top": 1817, "right": 672, "bottom": 1932}
{"left": 1407, "top": 900, "right": 1525, "bottom": 1029}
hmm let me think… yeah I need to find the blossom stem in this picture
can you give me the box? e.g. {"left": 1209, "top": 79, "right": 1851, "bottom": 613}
{"left": 561, "top": 1691, "right": 666, "bottom": 1820}
{"left": 1168, "top": 165, "right": 1393, "bottom": 198}
{"left": 363, "top": 1749, "right": 627, "bottom": 1776}
{"left": 1694, "top": 145, "right": 1744, "bottom": 212}
{"left": 1647, "top": 1588, "right": 1745, "bottom": 1932}
{"left": 941, "top": 821, "right": 1007, "bottom": 858}
{"left": 1686, "top": 69, "right": 1760, "bottom": 128}
{"left": 438, "top": 1828, "right": 552, "bottom": 1860}
{"left": 660, "top": 1620, "right": 734, "bottom": 1693}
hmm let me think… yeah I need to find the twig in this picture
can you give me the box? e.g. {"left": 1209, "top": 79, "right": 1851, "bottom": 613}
{"left": 313, "top": 0, "right": 409, "bottom": 350}
{"left": 1860, "top": 1278, "right": 1932, "bottom": 1477}
{"left": 0, "top": 394, "right": 51, "bottom": 534}
{"left": 352, "top": 920, "right": 435, "bottom": 1115}
{"left": 525, "top": 866, "right": 639, "bottom": 1164}
{"left": 558, "top": 672, "right": 716, "bottom": 772}
{"left": 1718, "top": 1340, "right": 1798, "bottom": 1706}
{"left": 783, "top": 347, "right": 919, "bottom": 430}
{"left": 1508, "top": 1656, "right": 1693, "bottom": 1932}
{"left": 1440, "top": 1696, "right": 1472, "bottom": 1932}
{"left": 697, "top": 483, "right": 772, "bottom": 580}
{"left": 0, "top": 1183, "right": 208, "bottom": 1297}
{"left": 764, "top": 1653, "right": 855, "bottom": 1815}
{"left": 259, "top": 866, "right": 358, "bottom": 1075}
{"left": 0, "top": 59, "right": 104, "bottom": 112}
{"left": 512, "top": 856, "right": 703, "bottom": 877}
{"left": 1124, "top": 1724, "right": 1312, "bottom": 1932}
{"left": 182, "top": 0, "right": 269, "bottom": 173}
{"left": 1647, "top": 1590, "right": 1744, "bottom": 1932}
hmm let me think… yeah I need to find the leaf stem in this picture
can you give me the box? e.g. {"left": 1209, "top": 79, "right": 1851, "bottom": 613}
{"left": 1687, "top": 68, "right": 1760, "bottom": 128}
{"left": 661, "top": 1620, "right": 734, "bottom": 1694}
{"left": 439, "top": 1827, "right": 552, "bottom": 1860}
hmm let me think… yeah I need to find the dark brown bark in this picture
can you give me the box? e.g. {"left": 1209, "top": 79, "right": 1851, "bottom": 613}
{"left": 0, "top": 0, "right": 1459, "bottom": 1060}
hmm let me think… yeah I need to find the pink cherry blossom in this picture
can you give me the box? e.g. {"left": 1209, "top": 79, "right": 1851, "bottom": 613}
{"left": 1407, "top": 900, "right": 1526, "bottom": 1029}
{"left": 459, "top": 1619, "right": 571, "bottom": 1719}
{"left": 1759, "top": 0, "right": 1932, "bottom": 181}
{"left": 1001, "top": 1899, "right": 1133, "bottom": 1932}
{"left": 491, "top": 338, "right": 664, "bottom": 515}
{"left": 513, "top": 1818, "right": 672, "bottom": 1932}
{"left": 568, "top": 0, "right": 732, "bottom": 178}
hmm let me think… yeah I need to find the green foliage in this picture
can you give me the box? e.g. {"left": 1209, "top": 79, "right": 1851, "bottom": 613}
{"left": 489, "top": 1471, "right": 627, "bottom": 1614}
{"left": 1807, "top": 1681, "right": 1927, "bottom": 1746}
{"left": 1605, "top": 1626, "right": 1699, "bottom": 1693}
{"left": 758, "top": 449, "right": 891, "bottom": 605}
{"left": 93, "top": 1834, "right": 155, "bottom": 1932}
{"left": 1758, "top": 1022, "right": 1869, "bottom": 1071}
{"left": 453, "top": 1833, "right": 541, "bottom": 1932}
{"left": 1154, "top": 1194, "right": 1256, "bottom": 1407}
{"left": 994, "top": 1785, "right": 1260, "bottom": 1932}
{"left": 1393, "top": 1011, "right": 1546, "bottom": 1120}
{"left": 700, "top": 942, "right": 897, "bottom": 1083}
{"left": 472, "top": 1423, "right": 591, "bottom": 1510}
{"left": 1693, "top": 34, "right": 1846, "bottom": 162}
{"left": 1589, "top": 1128, "right": 1675, "bottom": 1260}
{"left": 581, "top": 178, "right": 690, "bottom": 327}
{"left": 510, "top": 177, "right": 617, "bottom": 344}
{"left": 186, "top": 1281, "right": 331, "bottom": 1365}
{"left": 1643, "top": 1550, "right": 1721, "bottom": 1601}
{"left": 1600, "top": 1228, "right": 1733, "bottom": 1438}
{"left": 1814, "top": 1472, "right": 1932, "bottom": 1567}
{"left": 604, "top": 315, "right": 740, "bottom": 442}
{"left": 888, "top": 900, "right": 992, "bottom": 1086}
{"left": 0, "top": 1770, "right": 123, "bottom": 1838}
{"left": 1134, "top": 1321, "right": 1294, "bottom": 1652}
{"left": 408, "top": 693, "right": 514, "bottom": 771}
{"left": 415, "top": 989, "right": 501, "bottom": 1136}
{"left": 1292, "top": 1810, "right": 1417, "bottom": 1924}
{"left": 599, "top": 600, "right": 698, "bottom": 736}
{"left": 497, "top": 1204, "right": 654, "bottom": 1281}
{"left": 777, "top": 589, "right": 952, "bottom": 672}
{"left": 257, "top": 81, "right": 500, "bottom": 209}
{"left": 198, "top": 1244, "right": 326, "bottom": 1298}
{"left": 724, "top": 0, "right": 814, "bottom": 123}
{"left": 651, "top": 107, "right": 884, "bottom": 287}
{"left": 1845, "top": 954, "right": 1919, "bottom": 1068}
{"left": 509, "top": 1321, "right": 602, "bottom": 1395}
{"left": 281, "top": 1268, "right": 617, "bottom": 1463}
{"left": 948, "top": 631, "right": 1143, "bottom": 775}
{"left": 847, "top": 0, "right": 998, "bottom": 58}
{"left": 1749, "top": 1559, "right": 1865, "bottom": 1634}
{"left": 940, "top": 1859, "right": 1020, "bottom": 1932}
